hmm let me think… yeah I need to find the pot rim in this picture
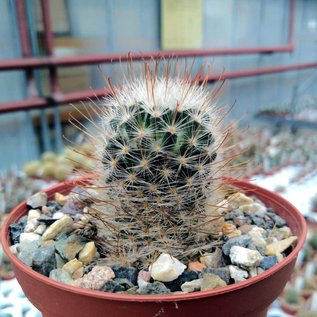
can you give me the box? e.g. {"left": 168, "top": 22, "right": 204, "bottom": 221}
{"left": 1, "top": 178, "right": 307, "bottom": 303}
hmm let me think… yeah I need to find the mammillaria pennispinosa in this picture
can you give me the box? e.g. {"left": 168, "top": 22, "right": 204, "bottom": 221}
{"left": 75, "top": 60, "right": 237, "bottom": 268}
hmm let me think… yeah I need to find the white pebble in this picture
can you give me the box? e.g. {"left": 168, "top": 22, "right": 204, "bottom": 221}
{"left": 149, "top": 253, "right": 186, "bottom": 282}
{"left": 229, "top": 246, "right": 263, "bottom": 268}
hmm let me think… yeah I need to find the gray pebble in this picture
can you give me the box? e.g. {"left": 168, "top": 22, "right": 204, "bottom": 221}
{"left": 222, "top": 235, "right": 252, "bottom": 255}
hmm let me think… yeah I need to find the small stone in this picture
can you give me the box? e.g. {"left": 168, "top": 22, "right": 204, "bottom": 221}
{"left": 200, "top": 248, "right": 224, "bottom": 268}
{"left": 181, "top": 279, "right": 202, "bottom": 293}
{"left": 265, "top": 236, "right": 298, "bottom": 256}
{"left": 38, "top": 216, "right": 57, "bottom": 226}
{"left": 239, "top": 203, "right": 266, "bottom": 215}
{"left": 61, "top": 196, "right": 85, "bottom": 216}
{"left": 276, "top": 253, "right": 284, "bottom": 263}
{"left": 24, "top": 221, "right": 38, "bottom": 233}
{"left": 9, "top": 216, "right": 27, "bottom": 244}
{"left": 249, "top": 214, "right": 266, "bottom": 228}
{"left": 259, "top": 256, "right": 278, "bottom": 270}
{"left": 63, "top": 259, "right": 83, "bottom": 275}
{"left": 50, "top": 268, "right": 73, "bottom": 284}
{"left": 267, "top": 212, "right": 287, "bottom": 227}
{"left": 72, "top": 266, "right": 84, "bottom": 279}
{"left": 149, "top": 253, "right": 186, "bottom": 282}
{"left": 101, "top": 278, "right": 134, "bottom": 293}
{"left": 229, "top": 246, "right": 263, "bottom": 268}
{"left": 163, "top": 271, "right": 199, "bottom": 292}
{"left": 138, "top": 281, "right": 171, "bottom": 295}
{"left": 225, "top": 210, "right": 245, "bottom": 220}
{"left": 47, "top": 201, "right": 62, "bottom": 213}
{"left": 80, "top": 265, "right": 115, "bottom": 290}
{"left": 27, "top": 192, "right": 47, "bottom": 209}
{"left": 55, "top": 234, "right": 86, "bottom": 261}
{"left": 78, "top": 242, "right": 97, "bottom": 264}
{"left": 42, "top": 215, "right": 73, "bottom": 241}
{"left": 27, "top": 209, "right": 41, "bottom": 221}
{"left": 201, "top": 273, "right": 227, "bottom": 290}
{"left": 9, "top": 243, "right": 20, "bottom": 255}
{"left": 138, "top": 270, "right": 151, "bottom": 283}
{"left": 41, "top": 239, "right": 55, "bottom": 247}
{"left": 32, "top": 245, "right": 56, "bottom": 276}
{"left": 52, "top": 211, "right": 65, "bottom": 220}
{"left": 188, "top": 261, "right": 207, "bottom": 272}
{"left": 239, "top": 225, "right": 255, "bottom": 234}
{"left": 34, "top": 223, "right": 46, "bottom": 235}
{"left": 20, "top": 232, "right": 42, "bottom": 245}
{"left": 229, "top": 265, "right": 248, "bottom": 282}
{"left": 249, "top": 267, "right": 258, "bottom": 277}
{"left": 55, "top": 193, "right": 69, "bottom": 206}
{"left": 202, "top": 267, "right": 230, "bottom": 284}
{"left": 269, "top": 227, "right": 292, "bottom": 240}
{"left": 41, "top": 206, "right": 52, "bottom": 216}
{"left": 111, "top": 265, "right": 138, "bottom": 285}
{"left": 227, "top": 193, "right": 254, "bottom": 209}
{"left": 257, "top": 267, "right": 265, "bottom": 275}
{"left": 55, "top": 252, "right": 65, "bottom": 268}
{"left": 222, "top": 235, "right": 252, "bottom": 255}
{"left": 248, "top": 227, "right": 267, "bottom": 249}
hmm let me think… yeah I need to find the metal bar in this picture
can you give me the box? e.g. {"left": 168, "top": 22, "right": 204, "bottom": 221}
{"left": 1, "top": 61, "right": 317, "bottom": 114}
{"left": 0, "top": 0, "right": 296, "bottom": 72}
{"left": 40, "top": 0, "right": 63, "bottom": 153}
{"left": 0, "top": 45, "right": 295, "bottom": 71}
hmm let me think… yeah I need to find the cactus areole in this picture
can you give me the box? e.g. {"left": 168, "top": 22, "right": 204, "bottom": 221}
{"left": 85, "top": 61, "right": 233, "bottom": 267}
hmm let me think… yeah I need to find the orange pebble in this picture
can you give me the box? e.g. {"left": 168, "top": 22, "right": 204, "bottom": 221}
{"left": 188, "top": 261, "right": 207, "bottom": 272}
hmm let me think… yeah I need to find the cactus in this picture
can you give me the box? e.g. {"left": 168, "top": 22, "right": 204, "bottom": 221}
{"left": 76, "top": 60, "right": 236, "bottom": 268}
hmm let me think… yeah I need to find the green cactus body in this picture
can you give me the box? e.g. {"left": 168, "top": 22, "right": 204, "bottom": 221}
{"left": 86, "top": 62, "right": 232, "bottom": 267}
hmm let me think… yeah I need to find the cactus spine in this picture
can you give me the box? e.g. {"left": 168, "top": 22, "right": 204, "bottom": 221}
{"left": 80, "top": 60, "right": 234, "bottom": 267}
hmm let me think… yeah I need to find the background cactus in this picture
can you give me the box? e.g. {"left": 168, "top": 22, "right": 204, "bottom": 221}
{"left": 76, "top": 60, "right": 236, "bottom": 268}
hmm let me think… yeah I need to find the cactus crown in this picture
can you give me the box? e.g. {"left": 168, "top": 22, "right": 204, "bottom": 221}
{"left": 76, "top": 60, "right": 236, "bottom": 268}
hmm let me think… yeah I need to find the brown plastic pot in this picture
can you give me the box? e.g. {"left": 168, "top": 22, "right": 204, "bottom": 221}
{"left": 1, "top": 179, "right": 306, "bottom": 317}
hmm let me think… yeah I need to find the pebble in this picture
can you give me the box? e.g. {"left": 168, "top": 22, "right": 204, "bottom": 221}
{"left": 229, "top": 265, "right": 248, "bottom": 282}
{"left": 188, "top": 261, "right": 207, "bottom": 272}
{"left": 200, "top": 248, "right": 223, "bottom": 268}
{"left": 55, "top": 234, "right": 86, "bottom": 261}
{"left": 46, "top": 201, "right": 62, "bottom": 213}
{"left": 137, "top": 270, "right": 151, "bottom": 283}
{"left": 269, "top": 226, "right": 292, "bottom": 240}
{"left": 27, "top": 209, "right": 41, "bottom": 222}
{"left": 17, "top": 233, "right": 42, "bottom": 266}
{"left": 34, "top": 224, "right": 46, "bottom": 235}
{"left": 222, "top": 235, "right": 252, "bottom": 255}
{"left": 239, "top": 224, "right": 255, "bottom": 234}
{"left": 72, "top": 266, "right": 84, "bottom": 279}
{"left": 201, "top": 273, "right": 227, "bottom": 290}
{"left": 149, "top": 253, "right": 186, "bottom": 282}
{"left": 202, "top": 267, "right": 231, "bottom": 284}
{"left": 111, "top": 265, "right": 138, "bottom": 285}
{"left": 101, "top": 278, "right": 134, "bottom": 293}
{"left": 181, "top": 279, "right": 202, "bottom": 293}
{"left": 55, "top": 253, "right": 65, "bottom": 268}
{"left": 61, "top": 196, "right": 85, "bottom": 216}
{"left": 80, "top": 265, "right": 115, "bottom": 290}
{"left": 38, "top": 216, "right": 57, "bottom": 226}
{"left": 267, "top": 212, "right": 287, "bottom": 227}
{"left": 32, "top": 245, "right": 56, "bottom": 276}
{"left": 52, "top": 211, "right": 65, "bottom": 220}
{"left": 227, "top": 193, "right": 254, "bottom": 209}
{"left": 222, "top": 223, "right": 241, "bottom": 239}
{"left": 55, "top": 193, "right": 69, "bottom": 205}
{"left": 248, "top": 227, "right": 267, "bottom": 249}
{"left": 163, "top": 271, "right": 199, "bottom": 292}
{"left": 49, "top": 268, "right": 73, "bottom": 284}
{"left": 27, "top": 192, "right": 47, "bottom": 209}
{"left": 265, "top": 236, "right": 298, "bottom": 256}
{"left": 9, "top": 216, "right": 27, "bottom": 244}
{"left": 229, "top": 246, "right": 263, "bottom": 268}
{"left": 42, "top": 215, "right": 74, "bottom": 241}
{"left": 138, "top": 281, "right": 171, "bottom": 295}
{"left": 78, "top": 242, "right": 97, "bottom": 264}
{"left": 63, "top": 259, "right": 83, "bottom": 275}
{"left": 259, "top": 256, "right": 278, "bottom": 270}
